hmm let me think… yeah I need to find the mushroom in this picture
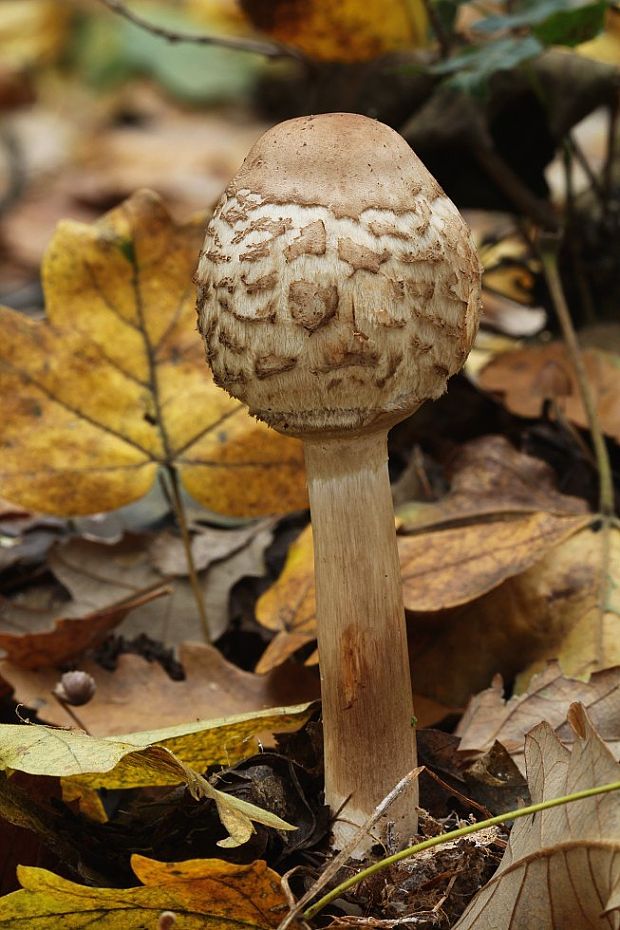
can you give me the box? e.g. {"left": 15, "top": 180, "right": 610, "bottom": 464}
{"left": 196, "top": 113, "right": 482, "bottom": 850}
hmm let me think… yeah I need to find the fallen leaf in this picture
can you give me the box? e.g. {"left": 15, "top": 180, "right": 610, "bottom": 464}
{"left": 71, "top": 96, "right": 269, "bottom": 210}
{"left": 0, "top": 641, "right": 319, "bottom": 736}
{"left": 407, "top": 518, "right": 620, "bottom": 707}
{"left": 1, "top": 179, "right": 97, "bottom": 270}
{"left": 0, "top": 513, "right": 65, "bottom": 573}
{"left": 45, "top": 531, "right": 215, "bottom": 648}
{"left": 240, "top": 0, "right": 428, "bottom": 61}
{"left": 397, "top": 435, "right": 590, "bottom": 528}
{"left": 0, "top": 855, "right": 293, "bottom": 929}
{"left": 0, "top": 525, "right": 276, "bottom": 660}
{"left": 467, "top": 212, "right": 545, "bottom": 337}
{"left": 256, "top": 525, "right": 316, "bottom": 673}
{"left": 470, "top": 213, "right": 539, "bottom": 306}
{"left": 479, "top": 342, "right": 620, "bottom": 441}
{"left": 0, "top": 190, "right": 306, "bottom": 517}
{"left": 153, "top": 523, "right": 273, "bottom": 644}
{"left": 0, "top": 533, "right": 172, "bottom": 667}
{"left": 149, "top": 520, "right": 271, "bottom": 575}
{"left": 201, "top": 525, "right": 274, "bottom": 640}
{"left": 0, "top": 774, "right": 83, "bottom": 894}
{"left": 0, "top": 500, "right": 30, "bottom": 519}
{"left": 0, "top": 710, "right": 309, "bottom": 843}
{"left": 466, "top": 330, "right": 522, "bottom": 382}
{"left": 256, "top": 438, "right": 590, "bottom": 672}
{"left": 0, "top": 699, "right": 313, "bottom": 840}
{"left": 454, "top": 704, "right": 620, "bottom": 930}
{"left": 456, "top": 663, "right": 620, "bottom": 769}
{"left": 481, "top": 290, "right": 546, "bottom": 337}
{"left": 512, "top": 520, "right": 620, "bottom": 685}
{"left": 399, "top": 508, "right": 589, "bottom": 613}
{"left": 0, "top": 585, "right": 168, "bottom": 669}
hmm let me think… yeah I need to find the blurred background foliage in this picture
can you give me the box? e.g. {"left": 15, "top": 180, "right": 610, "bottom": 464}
{"left": 1, "top": 0, "right": 619, "bottom": 328}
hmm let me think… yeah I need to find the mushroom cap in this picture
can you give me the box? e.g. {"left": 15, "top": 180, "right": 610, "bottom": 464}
{"left": 196, "top": 113, "right": 482, "bottom": 436}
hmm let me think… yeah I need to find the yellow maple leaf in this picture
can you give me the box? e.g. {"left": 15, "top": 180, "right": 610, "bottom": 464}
{"left": 0, "top": 855, "right": 293, "bottom": 928}
{"left": 240, "top": 0, "right": 428, "bottom": 62}
{"left": 0, "top": 190, "right": 306, "bottom": 517}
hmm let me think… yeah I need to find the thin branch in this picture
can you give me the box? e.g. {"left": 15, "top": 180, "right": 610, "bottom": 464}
{"left": 472, "top": 139, "right": 560, "bottom": 229}
{"left": 603, "top": 92, "right": 619, "bottom": 218}
{"left": 539, "top": 235, "right": 615, "bottom": 517}
{"left": 52, "top": 695, "right": 91, "bottom": 734}
{"left": 567, "top": 133, "right": 606, "bottom": 209}
{"left": 95, "top": 0, "right": 305, "bottom": 62}
{"left": 562, "top": 143, "right": 597, "bottom": 324}
{"left": 420, "top": 0, "right": 451, "bottom": 58}
{"left": 163, "top": 464, "right": 212, "bottom": 642}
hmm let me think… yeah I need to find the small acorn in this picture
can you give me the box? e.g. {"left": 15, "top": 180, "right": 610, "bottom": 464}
{"left": 53, "top": 670, "right": 96, "bottom": 707}
{"left": 157, "top": 912, "right": 177, "bottom": 930}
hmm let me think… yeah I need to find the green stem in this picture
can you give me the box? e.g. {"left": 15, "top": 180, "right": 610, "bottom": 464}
{"left": 420, "top": 0, "right": 451, "bottom": 57}
{"left": 539, "top": 240, "right": 615, "bottom": 517}
{"left": 164, "top": 465, "right": 211, "bottom": 642}
{"left": 303, "top": 780, "right": 620, "bottom": 920}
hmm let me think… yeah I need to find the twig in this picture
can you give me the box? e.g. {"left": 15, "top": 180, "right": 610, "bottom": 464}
{"left": 472, "top": 140, "right": 559, "bottom": 229}
{"left": 539, "top": 236, "right": 615, "bottom": 517}
{"left": 431, "top": 871, "right": 459, "bottom": 918}
{"left": 163, "top": 464, "right": 211, "bottom": 642}
{"left": 277, "top": 767, "right": 423, "bottom": 930}
{"left": 562, "top": 142, "right": 597, "bottom": 324}
{"left": 420, "top": 0, "right": 451, "bottom": 58}
{"left": 52, "top": 695, "right": 92, "bottom": 734}
{"left": 303, "top": 780, "right": 620, "bottom": 919}
{"left": 422, "top": 767, "right": 491, "bottom": 818}
{"left": 95, "top": 0, "right": 305, "bottom": 62}
{"left": 567, "top": 133, "right": 606, "bottom": 210}
{"left": 603, "top": 93, "right": 619, "bottom": 219}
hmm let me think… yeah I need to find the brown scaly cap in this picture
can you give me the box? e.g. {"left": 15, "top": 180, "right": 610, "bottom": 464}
{"left": 196, "top": 113, "right": 482, "bottom": 436}
{"left": 225, "top": 113, "right": 443, "bottom": 220}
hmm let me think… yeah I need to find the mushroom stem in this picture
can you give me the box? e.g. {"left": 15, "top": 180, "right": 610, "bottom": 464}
{"left": 304, "top": 429, "right": 418, "bottom": 850}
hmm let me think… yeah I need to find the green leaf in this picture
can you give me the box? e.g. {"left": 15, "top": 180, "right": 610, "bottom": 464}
{"left": 472, "top": 0, "right": 608, "bottom": 48}
{"left": 433, "top": 36, "right": 544, "bottom": 93}
{"left": 534, "top": 2, "right": 608, "bottom": 46}
{"left": 73, "top": 4, "right": 261, "bottom": 102}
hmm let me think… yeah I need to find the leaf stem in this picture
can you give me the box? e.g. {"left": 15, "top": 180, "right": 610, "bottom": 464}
{"left": 163, "top": 464, "right": 211, "bottom": 642}
{"left": 52, "top": 695, "right": 92, "bottom": 735}
{"left": 303, "top": 780, "right": 620, "bottom": 919}
{"left": 539, "top": 237, "right": 615, "bottom": 517}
